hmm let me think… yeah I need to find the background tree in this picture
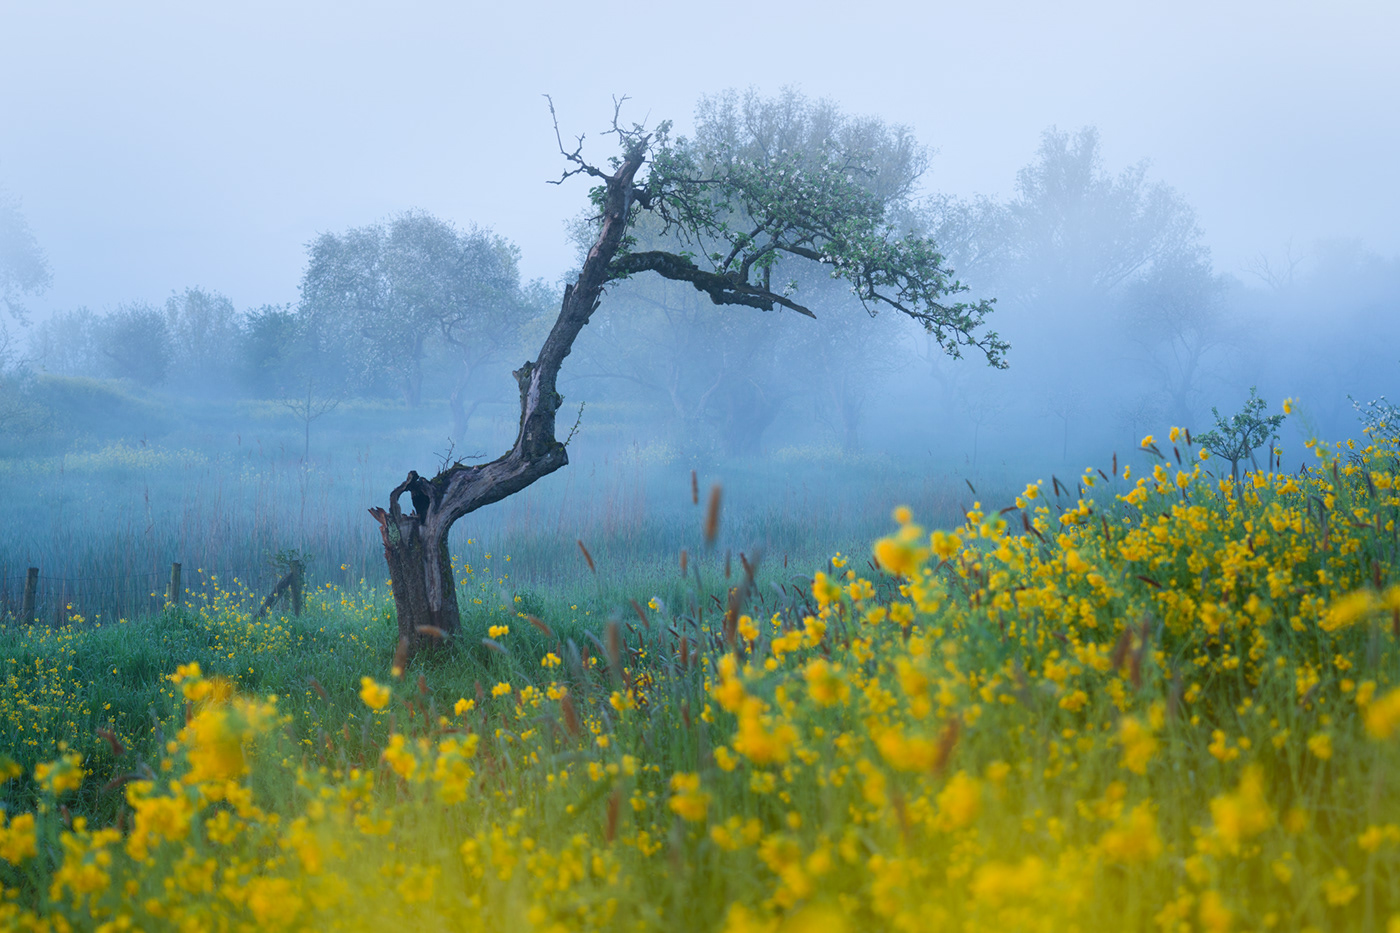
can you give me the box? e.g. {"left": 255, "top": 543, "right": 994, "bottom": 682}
{"left": 164, "top": 286, "right": 241, "bottom": 391}
{"left": 927, "top": 125, "right": 1221, "bottom": 451}
{"left": 238, "top": 303, "right": 302, "bottom": 397}
{"left": 279, "top": 374, "right": 342, "bottom": 464}
{"left": 1197, "top": 386, "right": 1286, "bottom": 490}
{"left": 95, "top": 303, "right": 171, "bottom": 386}
{"left": 786, "top": 263, "right": 911, "bottom": 454}
{"left": 994, "top": 127, "right": 1202, "bottom": 310}
{"left": 571, "top": 90, "right": 932, "bottom": 457}
{"left": 299, "top": 211, "right": 541, "bottom": 413}
{"left": 434, "top": 230, "right": 547, "bottom": 441}
{"left": 29, "top": 307, "right": 101, "bottom": 376}
{"left": 1126, "top": 253, "right": 1233, "bottom": 425}
{"left": 370, "top": 93, "right": 1007, "bottom": 652}
{"left": 0, "top": 185, "right": 51, "bottom": 320}
{"left": 568, "top": 214, "right": 800, "bottom": 457}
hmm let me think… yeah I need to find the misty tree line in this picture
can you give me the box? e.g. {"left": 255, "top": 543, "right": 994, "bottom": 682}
{"left": 2, "top": 90, "right": 1398, "bottom": 463}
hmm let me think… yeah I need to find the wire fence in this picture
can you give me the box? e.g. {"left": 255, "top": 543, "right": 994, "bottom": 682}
{"left": 0, "top": 558, "right": 370, "bottom": 626}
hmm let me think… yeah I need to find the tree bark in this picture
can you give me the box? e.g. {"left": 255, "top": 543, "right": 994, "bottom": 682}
{"left": 369, "top": 142, "right": 647, "bottom": 654}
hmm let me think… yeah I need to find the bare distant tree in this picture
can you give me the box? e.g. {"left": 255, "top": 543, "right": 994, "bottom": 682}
{"left": 1245, "top": 239, "right": 1303, "bottom": 292}
{"left": 279, "top": 375, "right": 342, "bottom": 463}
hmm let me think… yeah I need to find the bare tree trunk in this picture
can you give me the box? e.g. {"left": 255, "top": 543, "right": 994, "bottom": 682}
{"left": 369, "top": 144, "right": 646, "bottom": 655}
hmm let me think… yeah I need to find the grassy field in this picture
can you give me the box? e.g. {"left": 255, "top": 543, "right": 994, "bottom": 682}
{"left": 3, "top": 415, "right": 1400, "bottom": 931}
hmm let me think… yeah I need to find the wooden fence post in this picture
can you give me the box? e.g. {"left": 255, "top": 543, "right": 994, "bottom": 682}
{"left": 168, "top": 562, "right": 182, "bottom": 607}
{"left": 21, "top": 567, "right": 37, "bottom": 623}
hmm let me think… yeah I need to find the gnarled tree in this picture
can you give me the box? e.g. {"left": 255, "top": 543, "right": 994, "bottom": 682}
{"left": 370, "top": 94, "right": 1009, "bottom": 652}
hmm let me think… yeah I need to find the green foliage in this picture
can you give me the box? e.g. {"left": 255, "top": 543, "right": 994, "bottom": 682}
{"left": 21, "top": 373, "right": 173, "bottom": 445}
{"left": 597, "top": 89, "right": 1007, "bottom": 368}
{"left": 1197, "top": 386, "right": 1286, "bottom": 484}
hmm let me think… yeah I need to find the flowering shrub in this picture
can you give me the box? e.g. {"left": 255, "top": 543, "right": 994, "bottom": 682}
{"left": 3, "top": 418, "right": 1400, "bottom": 930}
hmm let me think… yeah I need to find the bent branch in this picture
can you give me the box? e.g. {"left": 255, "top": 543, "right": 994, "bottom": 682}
{"left": 610, "top": 251, "right": 816, "bottom": 318}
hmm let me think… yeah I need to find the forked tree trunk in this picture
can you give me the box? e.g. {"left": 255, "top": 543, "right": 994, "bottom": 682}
{"left": 369, "top": 144, "right": 647, "bottom": 654}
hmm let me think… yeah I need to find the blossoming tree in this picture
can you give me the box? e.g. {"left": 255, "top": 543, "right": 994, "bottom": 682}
{"left": 370, "top": 95, "right": 1009, "bottom": 650}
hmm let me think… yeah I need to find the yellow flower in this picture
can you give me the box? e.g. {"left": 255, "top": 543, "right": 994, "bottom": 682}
{"left": 934, "top": 771, "right": 982, "bottom": 831}
{"left": 1118, "top": 716, "right": 1157, "bottom": 775}
{"left": 397, "top": 866, "right": 440, "bottom": 904}
{"left": 245, "top": 877, "right": 304, "bottom": 928}
{"left": 169, "top": 662, "right": 203, "bottom": 683}
{"left": 737, "top": 614, "right": 759, "bottom": 641}
{"left": 181, "top": 694, "right": 277, "bottom": 785}
{"left": 812, "top": 572, "right": 843, "bottom": 608}
{"left": 0, "top": 812, "right": 37, "bottom": 864}
{"left": 668, "top": 772, "right": 711, "bottom": 822}
{"left": 1210, "top": 766, "right": 1274, "bottom": 854}
{"left": 874, "top": 534, "right": 927, "bottom": 577}
{"left": 1321, "top": 867, "right": 1359, "bottom": 906}
{"left": 712, "top": 654, "right": 747, "bottom": 713}
{"left": 1100, "top": 801, "right": 1163, "bottom": 864}
{"left": 1307, "top": 732, "right": 1333, "bottom": 760}
{"left": 1320, "top": 589, "right": 1377, "bottom": 633}
{"left": 970, "top": 856, "right": 1044, "bottom": 904}
{"left": 1059, "top": 689, "right": 1089, "bottom": 712}
{"left": 1364, "top": 687, "right": 1400, "bottom": 739}
{"left": 491, "top": 681, "right": 512, "bottom": 698}
{"left": 803, "top": 659, "right": 849, "bottom": 707}
{"left": 1198, "top": 890, "right": 1232, "bottom": 933}
{"left": 733, "top": 699, "right": 796, "bottom": 766}
{"left": 382, "top": 733, "right": 418, "bottom": 781}
{"left": 929, "top": 530, "right": 962, "bottom": 562}
{"left": 359, "top": 676, "right": 391, "bottom": 711}
{"left": 34, "top": 750, "right": 84, "bottom": 796}
{"left": 453, "top": 697, "right": 474, "bottom": 716}
{"left": 433, "top": 735, "right": 478, "bottom": 804}
{"left": 125, "top": 782, "right": 194, "bottom": 860}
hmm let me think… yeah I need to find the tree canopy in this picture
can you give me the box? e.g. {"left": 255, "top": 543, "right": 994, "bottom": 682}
{"left": 299, "top": 211, "right": 541, "bottom": 411}
{"left": 588, "top": 90, "right": 1007, "bottom": 368}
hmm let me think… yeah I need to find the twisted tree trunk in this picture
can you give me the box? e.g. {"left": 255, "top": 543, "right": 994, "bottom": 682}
{"left": 369, "top": 144, "right": 646, "bottom": 654}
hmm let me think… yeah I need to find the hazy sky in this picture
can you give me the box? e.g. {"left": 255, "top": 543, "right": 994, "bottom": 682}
{"left": 2, "top": 0, "right": 1397, "bottom": 319}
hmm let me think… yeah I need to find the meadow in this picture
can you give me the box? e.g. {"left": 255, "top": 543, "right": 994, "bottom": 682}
{"left": 2, "top": 406, "right": 1400, "bottom": 932}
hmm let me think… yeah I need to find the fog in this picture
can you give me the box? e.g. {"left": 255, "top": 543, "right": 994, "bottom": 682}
{"left": 1, "top": 1, "right": 1397, "bottom": 621}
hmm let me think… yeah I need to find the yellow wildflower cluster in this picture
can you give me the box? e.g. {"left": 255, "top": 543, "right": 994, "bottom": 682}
{"left": 3, "top": 424, "right": 1400, "bottom": 930}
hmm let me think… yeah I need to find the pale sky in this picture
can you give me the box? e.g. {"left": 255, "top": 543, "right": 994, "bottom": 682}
{"left": 3, "top": 0, "right": 1397, "bottom": 318}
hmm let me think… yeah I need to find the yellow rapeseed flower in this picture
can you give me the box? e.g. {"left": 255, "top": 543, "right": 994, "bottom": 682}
{"left": 1118, "top": 716, "right": 1157, "bottom": 775}
{"left": 1210, "top": 766, "right": 1274, "bottom": 854}
{"left": 668, "top": 772, "right": 711, "bottom": 822}
{"left": 1364, "top": 687, "right": 1400, "bottom": 739}
{"left": 359, "top": 677, "right": 391, "bottom": 711}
